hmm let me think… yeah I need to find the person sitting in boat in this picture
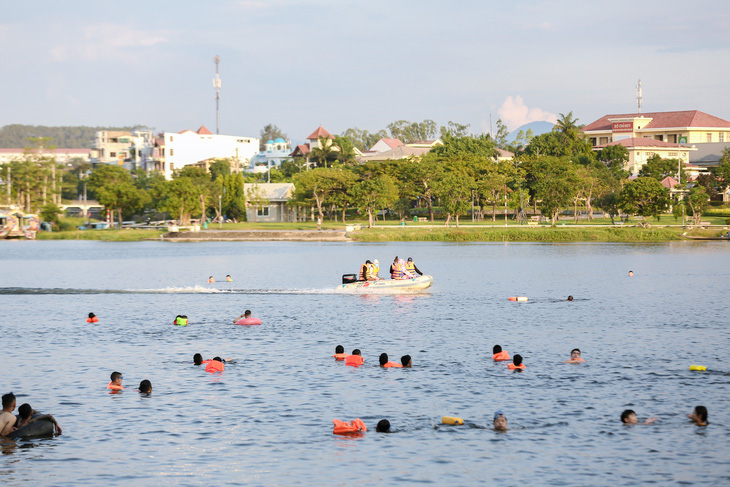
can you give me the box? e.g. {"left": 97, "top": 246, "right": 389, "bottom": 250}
{"left": 389, "top": 256, "right": 414, "bottom": 280}
{"left": 405, "top": 257, "right": 423, "bottom": 276}
{"left": 371, "top": 259, "right": 382, "bottom": 279}
{"left": 15, "top": 403, "right": 62, "bottom": 435}
{"left": 359, "top": 260, "right": 375, "bottom": 281}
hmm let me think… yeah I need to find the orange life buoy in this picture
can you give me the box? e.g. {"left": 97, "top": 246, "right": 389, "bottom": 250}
{"left": 333, "top": 418, "right": 367, "bottom": 435}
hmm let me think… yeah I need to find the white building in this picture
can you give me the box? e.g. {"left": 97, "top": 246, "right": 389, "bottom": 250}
{"left": 162, "top": 125, "right": 258, "bottom": 179}
{"left": 249, "top": 137, "right": 292, "bottom": 172}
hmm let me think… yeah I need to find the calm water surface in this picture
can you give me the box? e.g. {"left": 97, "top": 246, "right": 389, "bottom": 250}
{"left": 1, "top": 240, "right": 729, "bottom": 486}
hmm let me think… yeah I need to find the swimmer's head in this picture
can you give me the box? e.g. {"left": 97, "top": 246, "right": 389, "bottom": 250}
{"left": 352, "top": 349, "right": 361, "bottom": 356}
{"left": 379, "top": 353, "right": 388, "bottom": 366}
{"left": 493, "top": 411, "right": 507, "bottom": 431}
{"left": 138, "top": 380, "right": 152, "bottom": 393}
{"left": 493, "top": 345, "right": 502, "bottom": 354}
{"left": 401, "top": 354, "right": 412, "bottom": 368}
{"left": 335, "top": 345, "right": 344, "bottom": 354}
{"left": 628, "top": 271, "right": 634, "bottom": 277}
{"left": 2, "top": 392, "right": 15, "bottom": 409}
{"left": 193, "top": 353, "right": 203, "bottom": 365}
{"left": 244, "top": 310, "right": 251, "bottom": 318}
{"left": 18, "top": 403, "right": 32, "bottom": 420}
{"left": 567, "top": 296, "right": 574, "bottom": 301}
{"left": 376, "top": 419, "right": 391, "bottom": 433}
{"left": 571, "top": 349, "right": 581, "bottom": 359}
{"left": 693, "top": 406, "right": 708, "bottom": 424}
{"left": 621, "top": 409, "right": 638, "bottom": 424}
{"left": 88, "top": 312, "right": 96, "bottom": 318}
{"left": 213, "top": 357, "right": 223, "bottom": 363}
{"left": 513, "top": 355, "right": 523, "bottom": 366}
{"left": 110, "top": 371, "right": 123, "bottom": 384}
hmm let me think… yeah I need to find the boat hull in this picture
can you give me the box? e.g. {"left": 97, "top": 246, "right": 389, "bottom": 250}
{"left": 338, "top": 275, "right": 434, "bottom": 293}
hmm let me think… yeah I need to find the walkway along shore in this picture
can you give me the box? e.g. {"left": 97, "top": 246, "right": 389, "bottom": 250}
{"left": 161, "top": 229, "right": 351, "bottom": 242}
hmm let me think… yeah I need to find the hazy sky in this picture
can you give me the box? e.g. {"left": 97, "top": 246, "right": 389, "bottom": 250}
{"left": 2, "top": 0, "right": 729, "bottom": 143}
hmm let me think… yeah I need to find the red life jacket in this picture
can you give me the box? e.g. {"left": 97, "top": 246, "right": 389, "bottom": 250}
{"left": 333, "top": 418, "right": 367, "bottom": 435}
{"left": 345, "top": 355, "right": 364, "bottom": 367}
{"left": 205, "top": 360, "right": 224, "bottom": 373}
{"left": 333, "top": 353, "right": 349, "bottom": 361}
{"left": 383, "top": 361, "right": 402, "bottom": 368}
{"left": 493, "top": 351, "right": 510, "bottom": 361}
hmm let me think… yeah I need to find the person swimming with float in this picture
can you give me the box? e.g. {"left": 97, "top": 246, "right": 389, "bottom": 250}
{"left": 15, "top": 403, "right": 62, "bottom": 435}
{"left": 193, "top": 353, "right": 233, "bottom": 365}
{"left": 333, "top": 345, "right": 348, "bottom": 361}
{"left": 0, "top": 392, "right": 17, "bottom": 437}
{"left": 620, "top": 409, "right": 657, "bottom": 425}
{"left": 379, "top": 353, "right": 402, "bottom": 368}
{"left": 345, "top": 349, "right": 364, "bottom": 367}
{"left": 174, "top": 315, "right": 189, "bottom": 326}
{"left": 493, "top": 345, "right": 510, "bottom": 361}
{"left": 687, "top": 405, "right": 708, "bottom": 426}
{"left": 493, "top": 411, "right": 508, "bottom": 431}
{"left": 107, "top": 371, "right": 124, "bottom": 391}
{"left": 564, "top": 348, "right": 585, "bottom": 363}
{"left": 508, "top": 354, "right": 525, "bottom": 370}
{"left": 87, "top": 312, "right": 99, "bottom": 323}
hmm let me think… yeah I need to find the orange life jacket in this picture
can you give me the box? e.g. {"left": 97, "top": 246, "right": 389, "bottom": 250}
{"left": 333, "top": 353, "right": 349, "bottom": 361}
{"left": 87, "top": 317, "right": 99, "bottom": 323}
{"left": 390, "top": 263, "right": 401, "bottom": 279}
{"left": 508, "top": 363, "right": 526, "bottom": 370}
{"left": 571, "top": 357, "right": 586, "bottom": 362}
{"left": 493, "top": 351, "right": 510, "bottom": 361}
{"left": 333, "top": 418, "right": 367, "bottom": 435}
{"left": 359, "top": 264, "right": 368, "bottom": 280}
{"left": 205, "top": 360, "right": 224, "bottom": 373}
{"left": 383, "top": 361, "right": 402, "bottom": 368}
{"left": 345, "top": 355, "right": 364, "bottom": 367}
{"left": 107, "top": 382, "right": 123, "bottom": 390}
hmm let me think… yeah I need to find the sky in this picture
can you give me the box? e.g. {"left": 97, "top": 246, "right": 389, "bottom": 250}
{"left": 1, "top": 0, "right": 729, "bottom": 144}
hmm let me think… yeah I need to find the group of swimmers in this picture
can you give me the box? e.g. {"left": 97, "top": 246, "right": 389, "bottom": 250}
{"left": 1, "top": 392, "right": 62, "bottom": 437}
{"left": 105, "top": 371, "right": 152, "bottom": 394}
{"left": 358, "top": 256, "right": 423, "bottom": 281}
{"left": 207, "top": 275, "right": 234, "bottom": 283}
{"left": 332, "top": 346, "right": 413, "bottom": 368}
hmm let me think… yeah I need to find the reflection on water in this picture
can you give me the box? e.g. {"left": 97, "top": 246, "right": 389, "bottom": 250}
{"left": 1, "top": 240, "right": 729, "bottom": 485}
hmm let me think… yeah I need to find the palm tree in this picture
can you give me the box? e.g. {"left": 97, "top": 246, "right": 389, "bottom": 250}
{"left": 554, "top": 112, "right": 580, "bottom": 140}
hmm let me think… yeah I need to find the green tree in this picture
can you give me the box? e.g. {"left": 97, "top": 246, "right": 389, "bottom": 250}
{"left": 619, "top": 177, "right": 670, "bottom": 225}
{"left": 259, "top": 124, "right": 288, "bottom": 151}
{"left": 340, "top": 127, "right": 388, "bottom": 151}
{"left": 531, "top": 157, "right": 580, "bottom": 226}
{"left": 39, "top": 202, "right": 63, "bottom": 227}
{"left": 711, "top": 147, "right": 730, "bottom": 190}
{"left": 208, "top": 159, "right": 231, "bottom": 180}
{"left": 683, "top": 186, "right": 711, "bottom": 226}
{"left": 349, "top": 175, "right": 399, "bottom": 228}
{"left": 88, "top": 165, "right": 147, "bottom": 227}
{"left": 439, "top": 121, "right": 471, "bottom": 139}
{"left": 494, "top": 119, "right": 509, "bottom": 149}
{"left": 387, "top": 120, "right": 438, "bottom": 143}
{"left": 291, "top": 167, "right": 343, "bottom": 229}
{"left": 332, "top": 135, "right": 358, "bottom": 165}
{"left": 433, "top": 168, "right": 475, "bottom": 227}
{"left": 430, "top": 134, "right": 498, "bottom": 160}
{"left": 638, "top": 155, "right": 686, "bottom": 182}
{"left": 223, "top": 172, "right": 247, "bottom": 222}
{"left": 154, "top": 177, "right": 200, "bottom": 224}
{"left": 400, "top": 155, "right": 443, "bottom": 221}
{"left": 310, "top": 136, "right": 337, "bottom": 168}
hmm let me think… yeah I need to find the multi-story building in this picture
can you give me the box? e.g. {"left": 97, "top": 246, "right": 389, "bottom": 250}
{"left": 249, "top": 137, "right": 292, "bottom": 173}
{"left": 89, "top": 131, "right": 134, "bottom": 167}
{"left": 161, "top": 125, "right": 258, "bottom": 179}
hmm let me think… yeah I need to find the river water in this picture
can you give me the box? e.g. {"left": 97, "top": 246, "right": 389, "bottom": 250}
{"left": 1, "top": 240, "right": 729, "bottom": 486}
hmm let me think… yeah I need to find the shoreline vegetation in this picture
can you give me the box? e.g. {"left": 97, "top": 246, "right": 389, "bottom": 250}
{"left": 33, "top": 220, "right": 728, "bottom": 242}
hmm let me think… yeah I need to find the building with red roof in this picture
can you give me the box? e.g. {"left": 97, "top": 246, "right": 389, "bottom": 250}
{"left": 594, "top": 137, "right": 697, "bottom": 175}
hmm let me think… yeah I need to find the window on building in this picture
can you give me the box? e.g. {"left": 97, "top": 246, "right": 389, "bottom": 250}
{"left": 170, "top": 149, "right": 174, "bottom": 156}
{"left": 170, "top": 136, "right": 174, "bottom": 142}
{"left": 110, "top": 152, "right": 116, "bottom": 158}
{"left": 707, "top": 133, "right": 712, "bottom": 142}
{"left": 655, "top": 135, "right": 663, "bottom": 141}
{"left": 257, "top": 207, "right": 270, "bottom": 217}
{"left": 720, "top": 133, "right": 725, "bottom": 142}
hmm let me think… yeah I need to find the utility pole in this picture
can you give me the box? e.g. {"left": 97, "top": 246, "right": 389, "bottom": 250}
{"left": 213, "top": 55, "right": 221, "bottom": 135}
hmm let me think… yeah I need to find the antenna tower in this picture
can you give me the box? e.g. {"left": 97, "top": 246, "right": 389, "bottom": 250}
{"left": 636, "top": 79, "right": 643, "bottom": 115}
{"left": 213, "top": 55, "right": 221, "bottom": 134}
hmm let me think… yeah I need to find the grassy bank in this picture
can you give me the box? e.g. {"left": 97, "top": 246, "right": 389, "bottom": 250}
{"left": 350, "top": 226, "right": 691, "bottom": 242}
{"left": 37, "top": 229, "right": 165, "bottom": 241}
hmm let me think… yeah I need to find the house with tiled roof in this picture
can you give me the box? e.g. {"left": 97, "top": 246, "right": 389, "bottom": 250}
{"left": 370, "top": 138, "right": 404, "bottom": 153}
{"left": 242, "top": 182, "right": 296, "bottom": 222}
{"left": 594, "top": 137, "right": 697, "bottom": 175}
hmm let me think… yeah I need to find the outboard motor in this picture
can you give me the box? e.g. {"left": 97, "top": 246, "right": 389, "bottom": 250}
{"left": 342, "top": 274, "right": 358, "bottom": 284}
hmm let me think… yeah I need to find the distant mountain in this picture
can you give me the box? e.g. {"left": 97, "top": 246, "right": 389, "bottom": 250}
{"left": 507, "top": 121, "right": 554, "bottom": 142}
{"left": 0, "top": 124, "right": 150, "bottom": 149}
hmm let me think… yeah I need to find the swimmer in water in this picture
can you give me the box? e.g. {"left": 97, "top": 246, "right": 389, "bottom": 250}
{"left": 621, "top": 409, "right": 657, "bottom": 425}
{"left": 87, "top": 312, "right": 98, "bottom": 322}
{"left": 628, "top": 270, "right": 634, "bottom": 277}
{"left": 233, "top": 310, "right": 253, "bottom": 323}
{"left": 564, "top": 348, "right": 585, "bottom": 363}
{"left": 508, "top": 354, "right": 525, "bottom": 370}
{"left": 0, "top": 392, "right": 17, "bottom": 436}
{"left": 226, "top": 275, "right": 233, "bottom": 282}
{"left": 687, "top": 406, "right": 708, "bottom": 426}
{"left": 401, "top": 354, "right": 412, "bottom": 368}
{"left": 380, "top": 353, "right": 402, "bottom": 368}
{"left": 345, "top": 349, "right": 364, "bottom": 366}
{"left": 107, "top": 371, "right": 124, "bottom": 390}
{"left": 493, "top": 411, "right": 508, "bottom": 431}
{"left": 567, "top": 295, "right": 574, "bottom": 301}
{"left": 207, "top": 276, "right": 215, "bottom": 283}
{"left": 193, "top": 353, "right": 233, "bottom": 365}
{"left": 333, "top": 345, "right": 348, "bottom": 360}
{"left": 138, "top": 380, "right": 152, "bottom": 394}
{"left": 493, "top": 345, "right": 510, "bottom": 361}
{"left": 376, "top": 419, "right": 391, "bottom": 432}
{"left": 15, "top": 403, "right": 62, "bottom": 435}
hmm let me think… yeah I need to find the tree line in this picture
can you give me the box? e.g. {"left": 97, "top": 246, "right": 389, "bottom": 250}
{"left": 0, "top": 125, "right": 149, "bottom": 149}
